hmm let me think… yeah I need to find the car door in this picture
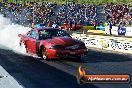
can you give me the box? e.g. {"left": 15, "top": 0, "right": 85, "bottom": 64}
{"left": 26, "top": 30, "right": 39, "bottom": 54}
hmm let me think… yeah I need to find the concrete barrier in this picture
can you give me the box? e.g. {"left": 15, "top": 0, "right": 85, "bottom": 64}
{"left": 105, "top": 26, "right": 132, "bottom": 37}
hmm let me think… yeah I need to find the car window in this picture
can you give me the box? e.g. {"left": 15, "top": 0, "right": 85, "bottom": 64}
{"left": 39, "top": 30, "right": 52, "bottom": 40}
{"left": 39, "top": 29, "right": 71, "bottom": 40}
{"left": 27, "top": 30, "right": 38, "bottom": 39}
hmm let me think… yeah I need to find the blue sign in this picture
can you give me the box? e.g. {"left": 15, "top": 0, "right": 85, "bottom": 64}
{"left": 118, "top": 27, "right": 126, "bottom": 35}
{"left": 96, "top": 25, "right": 105, "bottom": 30}
{"left": 35, "top": 24, "right": 46, "bottom": 28}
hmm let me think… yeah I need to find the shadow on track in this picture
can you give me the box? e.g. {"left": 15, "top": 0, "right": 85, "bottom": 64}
{"left": 82, "top": 49, "right": 132, "bottom": 63}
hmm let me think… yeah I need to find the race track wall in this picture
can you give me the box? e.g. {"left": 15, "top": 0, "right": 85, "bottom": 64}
{"left": 71, "top": 34, "right": 132, "bottom": 54}
{"left": 105, "top": 26, "right": 132, "bottom": 37}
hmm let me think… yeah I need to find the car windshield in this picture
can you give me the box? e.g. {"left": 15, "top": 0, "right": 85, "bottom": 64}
{"left": 39, "top": 29, "right": 71, "bottom": 40}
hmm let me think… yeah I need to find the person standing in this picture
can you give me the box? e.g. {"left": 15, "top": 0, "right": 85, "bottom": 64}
{"left": 73, "top": 18, "right": 77, "bottom": 31}
{"left": 93, "top": 20, "right": 96, "bottom": 30}
{"left": 69, "top": 17, "right": 73, "bottom": 31}
{"left": 109, "top": 21, "right": 112, "bottom": 35}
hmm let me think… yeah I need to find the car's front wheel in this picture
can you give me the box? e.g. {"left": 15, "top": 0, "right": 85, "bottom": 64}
{"left": 41, "top": 47, "right": 49, "bottom": 61}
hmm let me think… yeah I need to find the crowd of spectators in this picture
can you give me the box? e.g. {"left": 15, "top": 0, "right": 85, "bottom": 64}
{"left": 0, "top": 2, "right": 57, "bottom": 26}
{"left": 0, "top": 2, "right": 131, "bottom": 28}
{"left": 0, "top": 2, "right": 96, "bottom": 27}
{"left": 105, "top": 3, "right": 132, "bottom": 27}
{"left": 57, "top": 3, "right": 96, "bottom": 26}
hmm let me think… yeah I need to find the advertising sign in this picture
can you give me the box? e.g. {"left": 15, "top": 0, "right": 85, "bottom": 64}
{"left": 118, "top": 27, "right": 126, "bottom": 35}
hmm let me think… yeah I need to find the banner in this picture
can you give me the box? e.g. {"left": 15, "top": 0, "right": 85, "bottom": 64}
{"left": 125, "top": 27, "right": 132, "bottom": 36}
{"left": 111, "top": 26, "right": 118, "bottom": 35}
{"left": 118, "top": 27, "right": 126, "bottom": 35}
{"left": 72, "top": 34, "right": 132, "bottom": 54}
{"left": 105, "top": 26, "right": 132, "bottom": 37}
{"left": 83, "top": 26, "right": 95, "bottom": 30}
{"left": 96, "top": 25, "right": 105, "bottom": 30}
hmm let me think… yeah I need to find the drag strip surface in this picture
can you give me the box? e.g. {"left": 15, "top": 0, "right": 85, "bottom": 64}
{"left": 0, "top": 48, "right": 96, "bottom": 88}
{"left": 0, "top": 47, "right": 132, "bottom": 88}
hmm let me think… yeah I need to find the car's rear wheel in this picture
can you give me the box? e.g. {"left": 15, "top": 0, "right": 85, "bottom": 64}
{"left": 41, "top": 47, "right": 49, "bottom": 61}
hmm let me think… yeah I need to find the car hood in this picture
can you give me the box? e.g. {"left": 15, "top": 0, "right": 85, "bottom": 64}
{"left": 44, "top": 37, "right": 79, "bottom": 45}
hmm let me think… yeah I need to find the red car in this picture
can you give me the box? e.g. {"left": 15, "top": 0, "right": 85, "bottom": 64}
{"left": 18, "top": 28, "right": 88, "bottom": 60}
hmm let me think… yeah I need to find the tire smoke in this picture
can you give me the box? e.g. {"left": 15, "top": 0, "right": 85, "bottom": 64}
{"left": 0, "top": 14, "right": 30, "bottom": 54}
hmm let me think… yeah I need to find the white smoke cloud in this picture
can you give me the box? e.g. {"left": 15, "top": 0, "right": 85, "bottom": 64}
{"left": 0, "top": 14, "right": 30, "bottom": 54}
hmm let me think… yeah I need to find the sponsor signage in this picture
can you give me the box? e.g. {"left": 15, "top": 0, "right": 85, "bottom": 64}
{"left": 118, "top": 27, "right": 126, "bottom": 35}
{"left": 125, "top": 27, "right": 132, "bottom": 36}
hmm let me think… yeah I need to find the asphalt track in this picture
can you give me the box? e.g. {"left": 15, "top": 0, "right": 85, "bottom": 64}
{"left": 0, "top": 46, "right": 132, "bottom": 88}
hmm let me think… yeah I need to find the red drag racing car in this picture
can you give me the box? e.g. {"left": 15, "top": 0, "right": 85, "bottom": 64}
{"left": 18, "top": 28, "right": 88, "bottom": 60}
